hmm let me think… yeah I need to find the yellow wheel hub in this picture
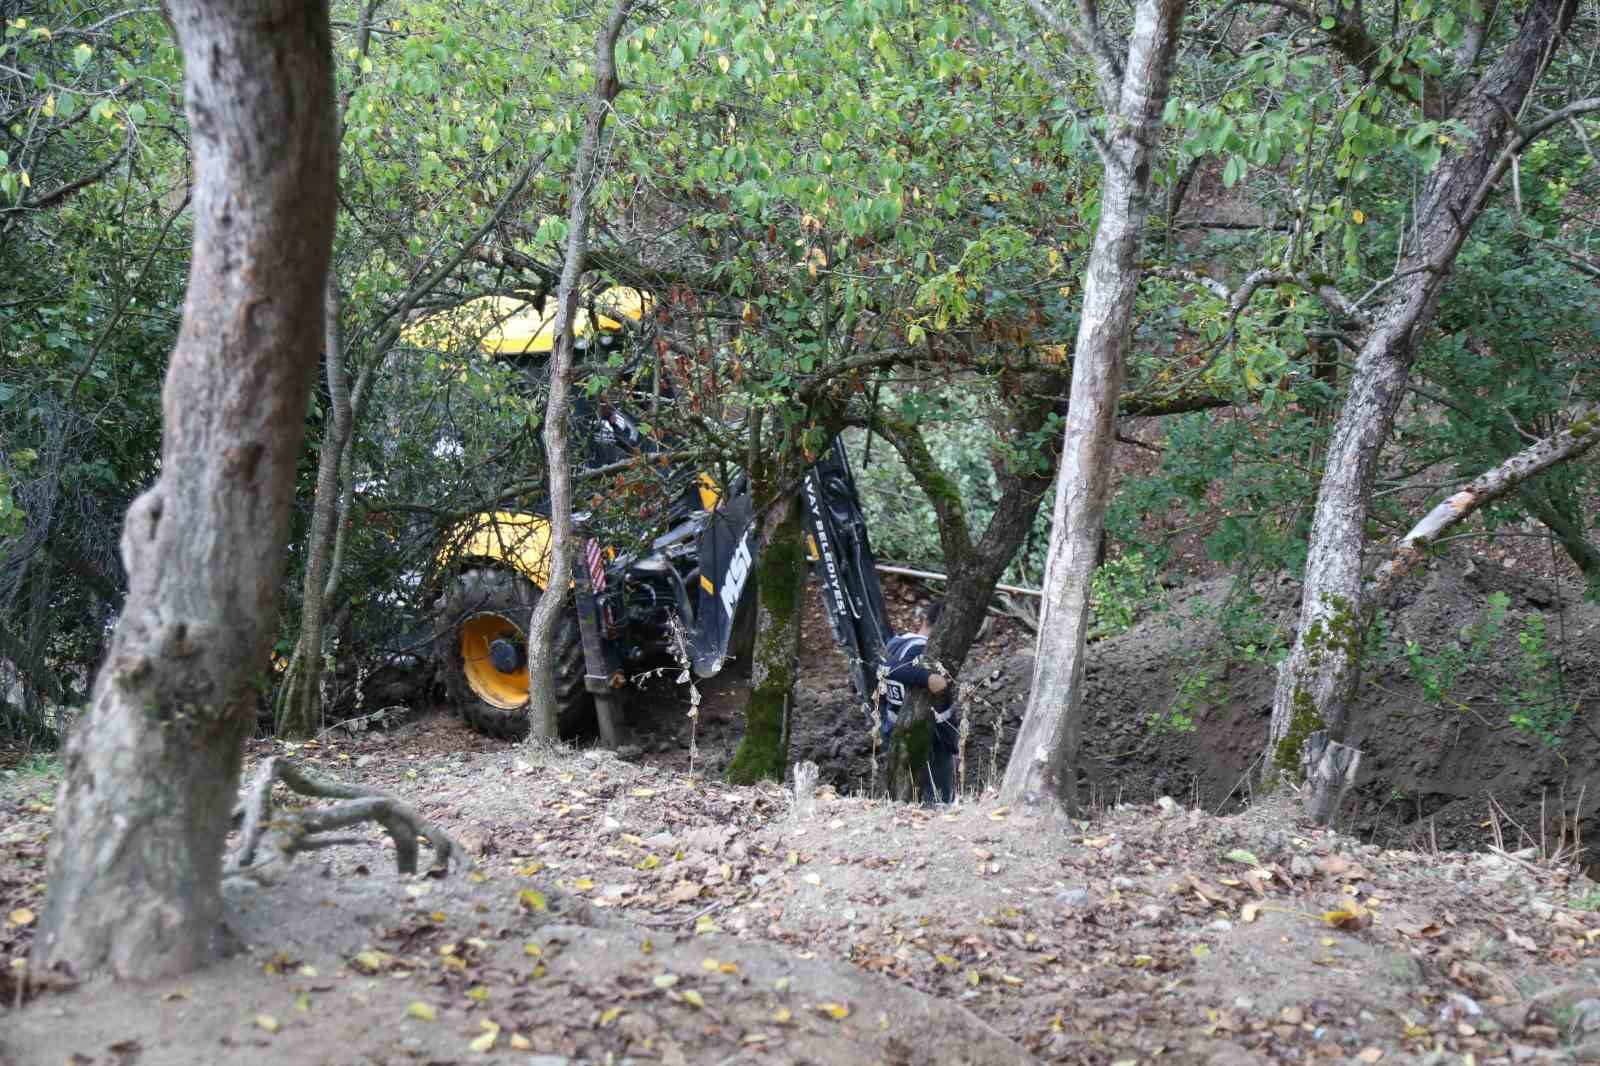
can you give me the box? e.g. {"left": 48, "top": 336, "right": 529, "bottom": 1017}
{"left": 459, "top": 612, "right": 530, "bottom": 710}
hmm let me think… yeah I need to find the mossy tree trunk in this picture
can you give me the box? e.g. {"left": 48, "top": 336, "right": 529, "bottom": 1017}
{"left": 726, "top": 495, "right": 804, "bottom": 784}
{"left": 1266, "top": 0, "right": 1578, "bottom": 820}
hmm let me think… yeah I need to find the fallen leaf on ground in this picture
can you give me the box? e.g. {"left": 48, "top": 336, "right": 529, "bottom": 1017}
{"left": 406, "top": 1001, "right": 437, "bottom": 1021}
{"left": 1322, "top": 901, "right": 1372, "bottom": 931}
{"left": 816, "top": 1002, "right": 850, "bottom": 1019}
{"left": 255, "top": 1014, "right": 279, "bottom": 1033}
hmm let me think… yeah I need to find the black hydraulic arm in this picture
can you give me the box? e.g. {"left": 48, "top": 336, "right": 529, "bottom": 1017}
{"left": 798, "top": 437, "right": 893, "bottom": 705}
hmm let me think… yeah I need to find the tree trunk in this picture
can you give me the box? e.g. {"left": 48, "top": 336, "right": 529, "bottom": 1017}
{"left": 1267, "top": 0, "right": 1578, "bottom": 817}
{"left": 33, "top": 0, "right": 336, "bottom": 980}
{"left": 1521, "top": 483, "right": 1600, "bottom": 581}
{"left": 1000, "top": 0, "right": 1186, "bottom": 810}
{"left": 525, "top": 0, "right": 633, "bottom": 740}
{"left": 276, "top": 279, "right": 348, "bottom": 737}
{"left": 726, "top": 495, "right": 803, "bottom": 784}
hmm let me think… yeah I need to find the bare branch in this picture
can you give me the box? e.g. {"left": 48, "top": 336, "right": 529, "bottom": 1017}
{"left": 1369, "top": 403, "right": 1600, "bottom": 598}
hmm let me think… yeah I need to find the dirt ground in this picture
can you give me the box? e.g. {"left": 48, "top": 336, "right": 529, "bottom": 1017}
{"left": 4, "top": 719, "right": 1600, "bottom": 1066}
{"left": 4, "top": 558, "right": 1600, "bottom": 1065}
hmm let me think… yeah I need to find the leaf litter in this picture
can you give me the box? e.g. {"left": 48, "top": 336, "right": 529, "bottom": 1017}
{"left": 1, "top": 712, "right": 1597, "bottom": 1065}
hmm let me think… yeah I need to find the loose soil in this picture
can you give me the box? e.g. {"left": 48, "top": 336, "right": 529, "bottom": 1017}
{"left": 3, "top": 557, "right": 1599, "bottom": 1065}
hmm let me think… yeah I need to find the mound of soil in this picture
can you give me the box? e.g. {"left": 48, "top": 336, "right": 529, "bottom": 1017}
{"left": 626, "top": 557, "right": 1600, "bottom": 875}
{"left": 5, "top": 727, "right": 1599, "bottom": 1065}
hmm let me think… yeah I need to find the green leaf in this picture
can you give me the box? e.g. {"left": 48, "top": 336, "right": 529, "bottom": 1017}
{"left": 1222, "top": 155, "right": 1246, "bottom": 189}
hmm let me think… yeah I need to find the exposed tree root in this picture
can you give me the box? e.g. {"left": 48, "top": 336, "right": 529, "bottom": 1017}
{"left": 229, "top": 756, "right": 462, "bottom": 876}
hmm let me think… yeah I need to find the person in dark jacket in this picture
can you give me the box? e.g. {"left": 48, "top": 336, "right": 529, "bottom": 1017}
{"left": 876, "top": 600, "right": 958, "bottom": 804}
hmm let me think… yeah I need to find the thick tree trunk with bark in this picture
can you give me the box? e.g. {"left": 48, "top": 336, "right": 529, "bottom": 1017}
{"left": 33, "top": 0, "right": 336, "bottom": 980}
{"left": 1000, "top": 0, "right": 1186, "bottom": 810}
{"left": 1267, "top": 0, "right": 1579, "bottom": 818}
{"left": 525, "top": 0, "right": 633, "bottom": 739}
{"left": 726, "top": 495, "right": 803, "bottom": 783}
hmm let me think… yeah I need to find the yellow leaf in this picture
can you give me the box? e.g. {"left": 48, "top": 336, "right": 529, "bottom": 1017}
{"left": 429, "top": 911, "right": 447, "bottom": 923}
{"left": 1352, "top": 209, "right": 1366, "bottom": 224}
{"left": 599, "top": 1006, "right": 624, "bottom": 1026}
{"left": 524, "top": 942, "right": 543, "bottom": 957}
{"left": 518, "top": 888, "right": 547, "bottom": 911}
{"left": 719, "top": 962, "right": 738, "bottom": 974}
{"left": 653, "top": 974, "right": 680, "bottom": 989}
{"left": 18, "top": 171, "right": 28, "bottom": 189}
{"left": 816, "top": 1002, "right": 850, "bottom": 1020}
{"left": 294, "top": 992, "right": 311, "bottom": 1012}
{"left": 7, "top": 908, "right": 35, "bottom": 927}
{"left": 573, "top": 878, "right": 595, "bottom": 892}
{"left": 701, "top": 958, "right": 721, "bottom": 971}
{"left": 468, "top": 870, "right": 488, "bottom": 884}
{"left": 717, "top": 54, "right": 730, "bottom": 74}
{"left": 466, "top": 985, "right": 489, "bottom": 1003}
{"left": 630, "top": 788, "right": 655, "bottom": 797}
{"left": 1322, "top": 902, "right": 1372, "bottom": 931}
{"left": 1241, "top": 902, "right": 1262, "bottom": 923}
{"left": 255, "top": 1014, "right": 280, "bottom": 1033}
{"left": 516, "top": 862, "right": 544, "bottom": 877}
{"left": 965, "top": 970, "right": 980, "bottom": 986}
{"left": 350, "top": 950, "right": 391, "bottom": 974}
{"left": 988, "top": 807, "right": 1010, "bottom": 820}
{"left": 469, "top": 1030, "right": 496, "bottom": 1052}
{"left": 695, "top": 916, "right": 719, "bottom": 934}
{"left": 934, "top": 953, "right": 958, "bottom": 970}
{"left": 638, "top": 854, "right": 660, "bottom": 871}
{"left": 406, "top": 1001, "right": 437, "bottom": 1021}
{"left": 510, "top": 1034, "right": 532, "bottom": 1050}
{"left": 772, "top": 1006, "right": 793, "bottom": 1024}
{"left": 683, "top": 989, "right": 707, "bottom": 1009}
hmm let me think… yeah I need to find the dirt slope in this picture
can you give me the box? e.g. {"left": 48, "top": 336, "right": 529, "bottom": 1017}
{"left": 5, "top": 721, "right": 1600, "bottom": 1066}
{"left": 639, "top": 558, "right": 1600, "bottom": 871}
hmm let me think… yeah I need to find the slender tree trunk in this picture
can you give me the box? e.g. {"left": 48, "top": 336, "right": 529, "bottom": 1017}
{"left": 1266, "top": 0, "right": 1578, "bottom": 817}
{"left": 726, "top": 495, "right": 803, "bottom": 783}
{"left": 1521, "top": 483, "right": 1600, "bottom": 580}
{"left": 1000, "top": 0, "right": 1186, "bottom": 810}
{"left": 525, "top": 0, "right": 634, "bottom": 739}
{"left": 276, "top": 279, "right": 348, "bottom": 737}
{"left": 33, "top": 0, "right": 336, "bottom": 980}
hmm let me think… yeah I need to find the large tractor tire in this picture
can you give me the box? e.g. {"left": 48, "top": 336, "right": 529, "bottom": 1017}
{"left": 434, "top": 568, "right": 595, "bottom": 740}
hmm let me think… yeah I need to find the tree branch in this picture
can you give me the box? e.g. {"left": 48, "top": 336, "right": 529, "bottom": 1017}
{"left": 1369, "top": 403, "right": 1600, "bottom": 598}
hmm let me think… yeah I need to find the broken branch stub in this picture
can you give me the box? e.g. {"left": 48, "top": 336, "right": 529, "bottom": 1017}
{"left": 229, "top": 756, "right": 462, "bottom": 876}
